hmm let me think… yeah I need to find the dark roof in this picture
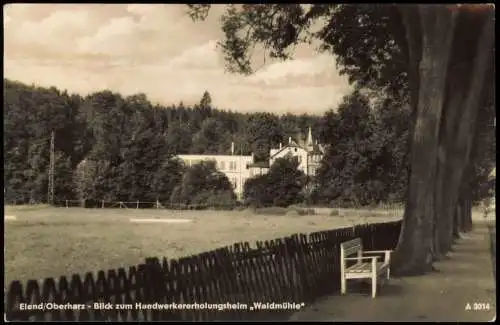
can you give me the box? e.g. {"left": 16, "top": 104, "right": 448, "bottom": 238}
{"left": 270, "top": 144, "right": 305, "bottom": 159}
{"left": 310, "top": 144, "right": 323, "bottom": 155}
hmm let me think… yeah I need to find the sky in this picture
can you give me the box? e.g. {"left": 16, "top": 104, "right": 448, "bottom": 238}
{"left": 3, "top": 4, "right": 352, "bottom": 115}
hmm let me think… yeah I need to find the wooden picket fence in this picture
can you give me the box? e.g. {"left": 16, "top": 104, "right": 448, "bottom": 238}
{"left": 5, "top": 220, "right": 402, "bottom": 321}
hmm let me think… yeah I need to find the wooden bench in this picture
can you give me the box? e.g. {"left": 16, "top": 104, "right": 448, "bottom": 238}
{"left": 340, "top": 238, "right": 392, "bottom": 298}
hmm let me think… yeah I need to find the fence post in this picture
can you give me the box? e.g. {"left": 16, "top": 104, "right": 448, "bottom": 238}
{"left": 137, "top": 200, "right": 139, "bottom": 209}
{"left": 156, "top": 200, "right": 159, "bottom": 209}
{"left": 65, "top": 200, "right": 68, "bottom": 208}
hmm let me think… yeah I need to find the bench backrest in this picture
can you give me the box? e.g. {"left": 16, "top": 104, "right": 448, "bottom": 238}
{"left": 340, "top": 238, "right": 363, "bottom": 259}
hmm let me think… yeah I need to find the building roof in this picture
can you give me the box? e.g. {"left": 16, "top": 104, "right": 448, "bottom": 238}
{"left": 269, "top": 143, "right": 305, "bottom": 159}
{"left": 177, "top": 154, "right": 253, "bottom": 159}
{"left": 310, "top": 144, "right": 324, "bottom": 155}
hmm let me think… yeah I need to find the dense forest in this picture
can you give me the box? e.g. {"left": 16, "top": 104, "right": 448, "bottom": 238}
{"left": 3, "top": 79, "right": 495, "bottom": 208}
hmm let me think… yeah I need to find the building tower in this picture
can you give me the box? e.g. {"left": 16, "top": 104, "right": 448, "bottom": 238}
{"left": 306, "top": 126, "right": 314, "bottom": 151}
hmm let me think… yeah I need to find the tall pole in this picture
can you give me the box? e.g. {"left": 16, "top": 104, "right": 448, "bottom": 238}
{"left": 47, "top": 131, "right": 55, "bottom": 205}
{"left": 239, "top": 143, "right": 242, "bottom": 201}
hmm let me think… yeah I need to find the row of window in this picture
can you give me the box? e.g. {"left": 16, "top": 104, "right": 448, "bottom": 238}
{"left": 274, "top": 155, "right": 321, "bottom": 164}
{"left": 219, "top": 161, "right": 238, "bottom": 171}
{"left": 184, "top": 155, "right": 320, "bottom": 170}
{"left": 184, "top": 159, "right": 238, "bottom": 171}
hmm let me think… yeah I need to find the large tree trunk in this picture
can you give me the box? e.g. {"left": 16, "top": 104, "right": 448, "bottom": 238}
{"left": 458, "top": 166, "right": 474, "bottom": 233}
{"left": 463, "top": 198, "right": 473, "bottom": 232}
{"left": 392, "top": 5, "right": 458, "bottom": 276}
{"left": 435, "top": 7, "right": 495, "bottom": 255}
{"left": 453, "top": 206, "right": 461, "bottom": 239}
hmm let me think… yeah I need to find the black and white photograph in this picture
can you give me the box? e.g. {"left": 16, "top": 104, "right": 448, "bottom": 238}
{"left": 3, "top": 3, "right": 496, "bottom": 322}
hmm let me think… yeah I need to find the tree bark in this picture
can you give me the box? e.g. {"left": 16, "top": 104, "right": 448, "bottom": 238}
{"left": 459, "top": 198, "right": 467, "bottom": 232}
{"left": 464, "top": 198, "right": 473, "bottom": 232}
{"left": 435, "top": 7, "right": 494, "bottom": 256}
{"left": 392, "top": 5, "right": 457, "bottom": 276}
{"left": 458, "top": 171, "right": 474, "bottom": 233}
{"left": 453, "top": 206, "right": 460, "bottom": 239}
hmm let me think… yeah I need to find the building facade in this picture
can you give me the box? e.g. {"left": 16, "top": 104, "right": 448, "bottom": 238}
{"left": 176, "top": 127, "right": 325, "bottom": 200}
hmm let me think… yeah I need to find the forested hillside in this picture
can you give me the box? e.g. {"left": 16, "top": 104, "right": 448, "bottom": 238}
{"left": 4, "top": 79, "right": 495, "bottom": 207}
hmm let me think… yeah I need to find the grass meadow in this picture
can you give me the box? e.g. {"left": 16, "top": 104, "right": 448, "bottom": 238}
{"left": 5, "top": 204, "right": 403, "bottom": 286}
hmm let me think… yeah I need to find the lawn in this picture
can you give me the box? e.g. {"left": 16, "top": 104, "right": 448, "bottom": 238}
{"left": 4, "top": 205, "right": 402, "bottom": 286}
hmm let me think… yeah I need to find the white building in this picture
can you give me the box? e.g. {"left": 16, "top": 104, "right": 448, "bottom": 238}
{"left": 176, "top": 127, "right": 325, "bottom": 200}
{"left": 249, "top": 126, "right": 325, "bottom": 178}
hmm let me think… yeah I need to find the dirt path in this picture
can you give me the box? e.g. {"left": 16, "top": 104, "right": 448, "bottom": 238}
{"left": 289, "top": 221, "right": 496, "bottom": 322}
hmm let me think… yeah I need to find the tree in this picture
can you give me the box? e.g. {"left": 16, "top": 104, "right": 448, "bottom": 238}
{"left": 244, "top": 157, "right": 306, "bottom": 207}
{"left": 53, "top": 152, "right": 75, "bottom": 202}
{"left": 4, "top": 79, "right": 321, "bottom": 206}
{"left": 82, "top": 91, "right": 128, "bottom": 166}
{"left": 245, "top": 113, "right": 283, "bottom": 161}
{"left": 165, "top": 122, "right": 193, "bottom": 154}
{"left": 199, "top": 90, "right": 213, "bottom": 109}
{"left": 187, "top": 4, "right": 495, "bottom": 275}
{"left": 170, "top": 160, "right": 236, "bottom": 207}
{"left": 151, "top": 158, "right": 185, "bottom": 203}
{"left": 316, "top": 90, "right": 407, "bottom": 207}
{"left": 191, "top": 118, "right": 232, "bottom": 154}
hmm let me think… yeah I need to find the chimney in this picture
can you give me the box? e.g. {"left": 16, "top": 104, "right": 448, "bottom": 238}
{"left": 231, "top": 142, "right": 235, "bottom": 155}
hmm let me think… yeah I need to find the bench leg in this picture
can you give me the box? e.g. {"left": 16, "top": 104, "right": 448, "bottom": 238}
{"left": 341, "top": 277, "right": 346, "bottom": 295}
{"left": 371, "top": 274, "right": 377, "bottom": 298}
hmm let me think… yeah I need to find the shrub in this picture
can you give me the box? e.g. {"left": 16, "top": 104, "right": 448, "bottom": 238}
{"left": 285, "top": 207, "right": 316, "bottom": 216}
{"left": 244, "top": 157, "right": 306, "bottom": 208}
{"left": 253, "top": 207, "right": 288, "bottom": 216}
{"left": 170, "top": 160, "right": 237, "bottom": 209}
{"left": 285, "top": 209, "right": 301, "bottom": 217}
{"left": 330, "top": 209, "right": 340, "bottom": 216}
{"left": 287, "top": 203, "right": 308, "bottom": 209}
{"left": 205, "top": 191, "right": 236, "bottom": 210}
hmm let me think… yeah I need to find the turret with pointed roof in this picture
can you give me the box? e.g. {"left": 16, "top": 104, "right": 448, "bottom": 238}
{"left": 307, "top": 126, "right": 313, "bottom": 146}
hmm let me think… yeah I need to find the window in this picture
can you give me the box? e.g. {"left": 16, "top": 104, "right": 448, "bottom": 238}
{"left": 219, "top": 161, "right": 225, "bottom": 170}
{"left": 232, "top": 178, "right": 237, "bottom": 189}
{"left": 229, "top": 161, "right": 237, "bottom": 171}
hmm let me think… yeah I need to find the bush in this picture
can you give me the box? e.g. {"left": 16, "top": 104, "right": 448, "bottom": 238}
{"left": 170, "top": 161, "right": 237, "bottom": 209}
{"left": 244, "top": 157, "right": 307, "bottom": 208}
{"left": 330, "top": 209, "right": 340, "bottom": 216}
{"left": 287, "top": 203, "right": 308, "bottom": 209}
{"left": 253, "top": 207, "right": 288, "bottom": 216}
{"left": 205, "top": 191, "right": 236, "bottom": 210}
{"left": 188, "top": 190, "right": 236, "bottom": 210}
{"left": 285, "top": 209, "right": 301, "bottom": 217}
{"left": 286, "top": 207, "right": 315, "bottom": 216}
